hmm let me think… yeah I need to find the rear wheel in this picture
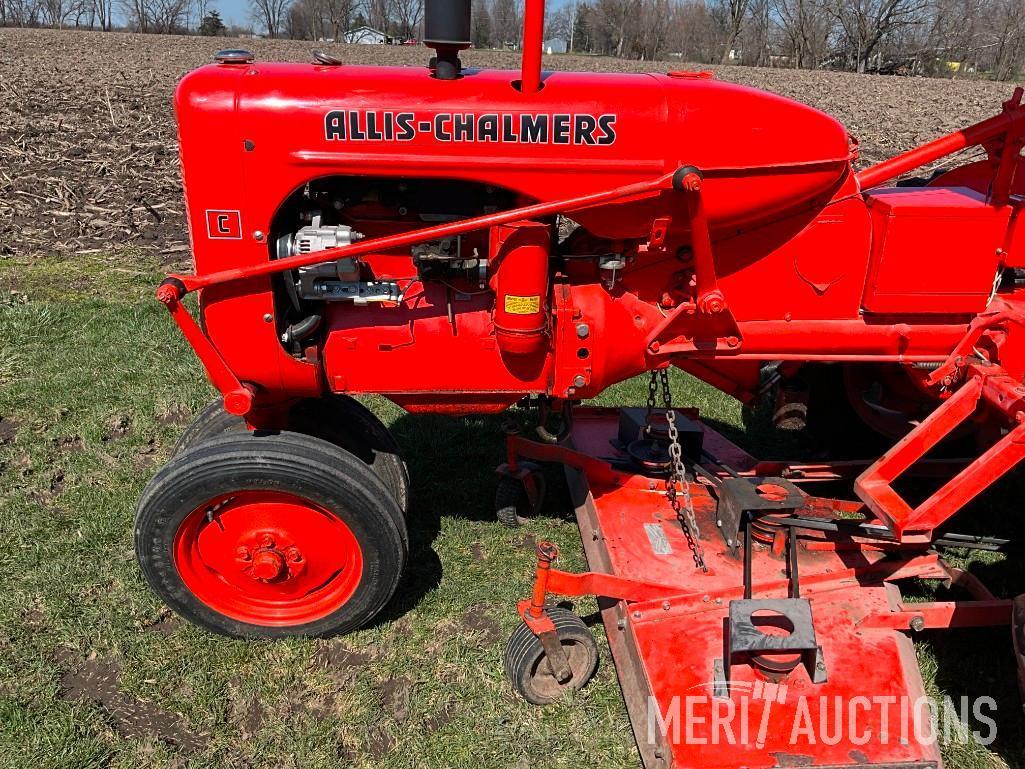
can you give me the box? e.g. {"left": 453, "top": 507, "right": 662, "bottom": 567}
{"left": 173, "top": 395, "right": 409, "bottom": 514}
{"left": 136, "top": 431, "right": 407, "bottom": 638}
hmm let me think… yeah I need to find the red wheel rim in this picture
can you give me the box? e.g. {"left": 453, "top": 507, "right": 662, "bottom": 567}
{"left": 173, "top": 491, "right": 363, "bottom": 626}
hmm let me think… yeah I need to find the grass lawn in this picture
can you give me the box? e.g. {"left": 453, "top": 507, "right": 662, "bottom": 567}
{"left": 1, "top": 252, "right": 1023, "bottom": 768}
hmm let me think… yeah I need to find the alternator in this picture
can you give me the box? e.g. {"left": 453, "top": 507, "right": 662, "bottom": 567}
{"left": 290, "top": 221, "right": 363, "bottom": 254}
{"left": 276, "top": 216, "right": 399, "bottom": 304}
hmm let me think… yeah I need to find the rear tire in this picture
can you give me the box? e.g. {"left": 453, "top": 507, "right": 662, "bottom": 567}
{"left": 136, "top": 431, "right": 407, "bottom": 638}
{"left": 173, "top": 395, "right": 410, "bottom": 514}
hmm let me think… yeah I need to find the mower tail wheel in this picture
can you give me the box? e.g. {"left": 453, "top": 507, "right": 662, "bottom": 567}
{"left": 504, "top": 607, "right": 599, "bottom": 705}
{"left": 495, "top": 471, "right": 546, "bottom": 528}
{"left": 172, "top": 395, "right": 410, "bottom": 514}
{"left": 136, "top": 430, "right": 407, "bottom": 638}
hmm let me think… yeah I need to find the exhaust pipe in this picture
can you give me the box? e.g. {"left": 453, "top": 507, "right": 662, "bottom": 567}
{"left": 424, "top": 0, "right": 471, "bottom": 79}
{"left": 423, "top": 0, "right": 545, "bottom": 92}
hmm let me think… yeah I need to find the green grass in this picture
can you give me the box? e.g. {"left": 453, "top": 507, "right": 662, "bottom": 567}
{"left": 0, "top": 252, "right": 1022, "bottom": 768}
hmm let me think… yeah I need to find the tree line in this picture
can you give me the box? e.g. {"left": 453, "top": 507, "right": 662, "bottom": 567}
{"left": 2, "top": 0, "right": 1023, "bottom": 79}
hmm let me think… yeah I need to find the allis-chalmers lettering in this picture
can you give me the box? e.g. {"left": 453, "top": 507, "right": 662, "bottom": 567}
{"left": 325, "top": 110, "right": 618, "bottom": 145}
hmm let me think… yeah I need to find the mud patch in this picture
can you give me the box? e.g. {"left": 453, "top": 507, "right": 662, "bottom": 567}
{"left": 518, "top": 532, "right": 537, "bottom": 551}
{"left": 460, "top": 604, "right": 504, "bottom": 645}
{"left": 364, "top": 725, "right": 395, "bottom": 758}
{"left": 376, "top": 676, "right": 412, "bottom": 722}
{"left": 469, "top": 541, "right": 486, "bottom": 561}
{"left": 141, "top": 613, "right": 182, "bottom": 636}
{"left": 102, "top": 414, "right": 133, "bottom": 442}
{"left": 423, "top": 699, "right": 456, "bottom": 733}
{"left": 240, "top": 698, "right": 265, "bottom": 738}
{"left": 0, "top": 416, "right": 21, "bottom": 445}
{"left": 313, "top": 641, "right": 376, "bottom": 673}
{"left": 53, "top": 435, "right": 83, "bottom": 452}
{"left": 157, "top": 404, "right": 192, "bottom": 427}
{"left": 55, "top": 648, "right": 206, "bottom": 754}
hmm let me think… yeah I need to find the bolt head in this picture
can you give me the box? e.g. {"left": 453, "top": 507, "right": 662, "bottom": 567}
{"left": 263, "top": 313, "right": 273, "bottom": 322}
{"left": 286, "top": 546, "right": 303, "bottom": 562}
{"left": 259, "top": 534, "right": 275, "bottom": 549}
{"left": 236, "top": 547, "right": 251, "bottom": 561}
{"left": 909, "top": 616, "right": 925, "bottom": 632}
{"left": 576, "top": 323, "right": 590, "bottom": 339}
{"left": 573, "top": 375, "right": 586, "bottom": 388}
{"left": 253, "top": 230, "right": 265, "bottom": 242}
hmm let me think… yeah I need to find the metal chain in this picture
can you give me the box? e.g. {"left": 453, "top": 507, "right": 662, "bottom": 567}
{"left": 658, "top": 369, "right": 708, "bottom": 572}
{"left": 645, "top": 370, "right": 658, "bottom": 422}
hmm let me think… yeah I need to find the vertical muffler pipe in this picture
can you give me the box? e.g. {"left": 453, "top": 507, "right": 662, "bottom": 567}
{"left": 520, "top": 0, "right": 545, "bottom": 93}
{"left": 424, "top": 0, "right": 471, "bottom": 79}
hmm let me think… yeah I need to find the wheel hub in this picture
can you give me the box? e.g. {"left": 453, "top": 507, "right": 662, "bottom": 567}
{"left": 250, "top": 547, "right": 287, "bottom": 581}
{"left": 237, "top": 534, "right": 306, "bottom": 582}
{"left": 173, "top": 491, "right": 362, "bottom": 626}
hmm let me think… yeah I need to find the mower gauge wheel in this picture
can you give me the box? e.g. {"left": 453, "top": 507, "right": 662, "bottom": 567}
{"left": 135, "top": 431, "right": 407, "bottom": 638}
{"left": 495, "top": 472, "right": 546, "bottom": 528}
{"left": 504, "top": 607, "right": 599, "bottom": 705}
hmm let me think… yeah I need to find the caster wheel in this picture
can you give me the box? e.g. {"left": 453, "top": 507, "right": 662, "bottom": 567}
{"left": 173, "top": 395, "right": 410, "bottom": 514}
{"left": 504, "top": 607, "right": 599, "bottom": 705}
{"left": 136, "top": 431, "right": 407, "bottom": 638}
{"left": 495, "top": 470, "right": 546, "bottom": 528}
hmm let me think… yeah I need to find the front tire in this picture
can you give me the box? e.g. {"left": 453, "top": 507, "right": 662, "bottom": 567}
{"left": 136, "top": 431, "right": 407, "bottom": 638}
{"left": 173, "top": 395, "right": 410, "bottom": 514}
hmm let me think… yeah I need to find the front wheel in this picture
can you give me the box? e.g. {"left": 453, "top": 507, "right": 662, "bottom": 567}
{"left": 172, "top": 395, "right": 410, "bottom": 515}
{"left": 135, "top": 431, "right": 407, "bottom": 638}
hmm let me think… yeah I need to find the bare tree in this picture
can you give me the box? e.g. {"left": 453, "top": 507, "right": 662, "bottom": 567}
{"left": 470, "top": 0, "right": 493, "bottom": 46}
{"left": 251, "top": 0, "right": 290, "bottom": 35}
{"left": 93, "top": 0, "right": 112, "bottom": 28}
{"left": 38, "top": 0, "right": 78, "bottom": 27}
{"left": 829, "top": 0, "right": 930, "bottom": 72}
{"left": 772, "top": 0, "right": 831, "bottom": 67}
{"left": 119, "top": 0, "right": 151, "bottom": 30}
{"left": 714, "top": 0, "right": 751, "bottom": 63}
{"left": 987, "top": 0, "right": 1025, "bottom": 80}
{"left": 391, "top": 0, "right": 421, "bottom": 38}
{"left": 489, "top": 0, "right": 520, "bottom": 47}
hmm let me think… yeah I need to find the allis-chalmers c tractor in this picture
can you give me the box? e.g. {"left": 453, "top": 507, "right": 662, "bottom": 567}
{"left": 137, "top": 0, "right": 1025, "bottom": 764}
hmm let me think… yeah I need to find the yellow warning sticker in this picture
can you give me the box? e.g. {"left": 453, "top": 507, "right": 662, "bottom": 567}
{"left": 504, "top": 295, "right": 541, "bottom": 315}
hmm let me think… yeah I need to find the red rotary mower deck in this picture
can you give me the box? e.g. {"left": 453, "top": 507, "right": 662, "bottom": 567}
{"left": 505, "top": 407, "right": 1012, "bottom": 768}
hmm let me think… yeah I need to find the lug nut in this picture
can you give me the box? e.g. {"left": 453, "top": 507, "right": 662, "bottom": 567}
{"left": 286, "top": 546, "right": 303, "bottom": 562}
{"left": 259, "top": 534, "right": 275, "bottom": 549}
{"left": 236, "top": 546, "right": 251, "bottom": 561}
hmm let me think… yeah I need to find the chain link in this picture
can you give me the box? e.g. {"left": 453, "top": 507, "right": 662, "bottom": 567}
{"left": 657, "top": 369, "right": 708, "bottom": 572}
{"left": 646, "top": 370, "right": 658, "bottom": 417}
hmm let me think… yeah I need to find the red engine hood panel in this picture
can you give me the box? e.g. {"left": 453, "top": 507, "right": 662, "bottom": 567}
{"left": 175, "top": 61, "right": 854, "bottom": 255}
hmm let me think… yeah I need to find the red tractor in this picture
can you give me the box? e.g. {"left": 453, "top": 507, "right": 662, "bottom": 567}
{"left": 139, "top": 0, "right": 1025, "bottom": 764}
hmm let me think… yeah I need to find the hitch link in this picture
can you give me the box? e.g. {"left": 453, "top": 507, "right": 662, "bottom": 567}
{"left": 518, "top": 541, "right": 572, "bottom": 683}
